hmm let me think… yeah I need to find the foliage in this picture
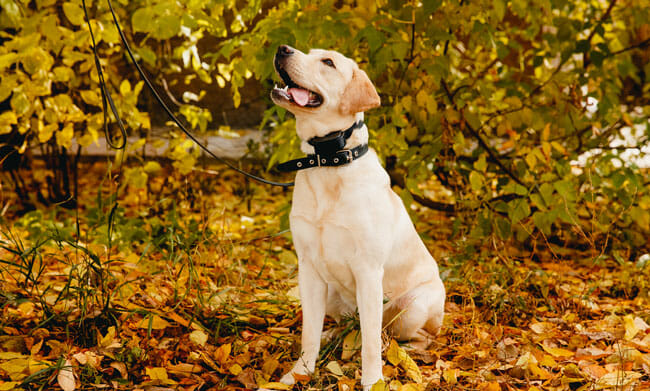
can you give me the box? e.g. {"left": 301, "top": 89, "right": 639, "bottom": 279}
{"left": 1, "top": 163, "right": 650, "bottom": 390}
{"left": 4, "top": 0, "right": 650, "bottom": 253}
{"left": 206, "top": 0, "right": 650, "bottom": 255}
{"left": 2, "top": 1, "right": 650, "bottom": 389}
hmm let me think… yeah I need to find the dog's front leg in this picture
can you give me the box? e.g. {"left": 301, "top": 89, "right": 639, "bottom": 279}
{"left": 356, "top": 268, "right": 384, "bottom": 390}
{"left": 280, "top": 260, "right": 327, "bottom": 385}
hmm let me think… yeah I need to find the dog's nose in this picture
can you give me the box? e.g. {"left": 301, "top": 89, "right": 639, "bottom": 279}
{"left": 277, "top": 45, "right": 295, "bottom": 58}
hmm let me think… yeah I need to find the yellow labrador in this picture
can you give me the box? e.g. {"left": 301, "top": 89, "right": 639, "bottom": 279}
{"left": 270, "top": 45, "right": 445, "bottom": 390}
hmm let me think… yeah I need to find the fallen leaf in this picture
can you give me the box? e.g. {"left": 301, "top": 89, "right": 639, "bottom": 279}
{"left": 229, "top": 363, "right": 243, "bottom": 375}
{"left": 369, "top": 379, "right": 388, "bottom": 391}
{"left": 137, "top": 315, "right": 171, "bottom": 330}
{"left": 189, "top": 330, "right": 208, "bottom": 346}
{"left": 594, "top": 370, "right": 642, "bottom": 389}
{"left": 214, "top": 344, "right": 231, "bottom": 365}
{"left": 110, "top": 361, "right": 128, "bottom": 378}
{"left": 341, "top": 330, "right": 361, "bottom": 360}
{"left": 624, "top": 314, "right": 640, "bottom": 341}
{"left": 0, "top": 382, "right": 21, "bottom": 391}
{"left": 57, "top": 359, "right": 75, "bottom": 391}
{"left": 541, "top": 345, "right": 574, "bottom": 358}
{"left": 443, "top": 368, "right": 458, "bottom": 384}
{"left": 258, "top": 381, "right": 291, "bottom": 390}
{"left": 385, "top": 340, "right": 421, "bottom": 383}
{"left": 326, "top": 361, "right": 343, "bottom": 376}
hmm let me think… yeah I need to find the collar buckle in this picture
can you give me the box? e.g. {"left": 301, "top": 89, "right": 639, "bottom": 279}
{"left": 341, "top": 149, "right": 353, "bottom": 163}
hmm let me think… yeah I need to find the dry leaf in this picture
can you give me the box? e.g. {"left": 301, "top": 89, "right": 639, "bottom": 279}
{"left": 189, "top": 330, "right": 208, "bottom": 346}
{"left": 341, "top": 330, "right": 361, "bottom": 360}
{"left": 541, "top": 345, "right": 574, "bottom": 358}
{"left": 595, "top": 370, "right": 642, "bottom": 389}
{"left": 137, "top": 315, "right": 171, "bottom": 330}
{"left": 326, "top": 361, "right": 343, "bottom": 376}
{"left": 57, "top": 359, "right": 75, "bottom": 391}
{"left": 258, "top": 381, "right": 291, "bottom": 390}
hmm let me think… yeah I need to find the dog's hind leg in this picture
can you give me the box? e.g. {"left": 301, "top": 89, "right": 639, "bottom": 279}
{"left": 384, "top": 279, "right": 445, "bottom": 348}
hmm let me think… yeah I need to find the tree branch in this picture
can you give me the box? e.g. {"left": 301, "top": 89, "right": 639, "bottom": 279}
{"left": 609, "top": 37, "right": 650, "bottom": 56}
{"left": 441, "top": 79, "right": 527, "bottom": 187}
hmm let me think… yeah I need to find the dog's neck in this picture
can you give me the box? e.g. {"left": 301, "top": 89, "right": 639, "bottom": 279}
{"left": 296, "top": 112, "right": 368, "bottom": 155}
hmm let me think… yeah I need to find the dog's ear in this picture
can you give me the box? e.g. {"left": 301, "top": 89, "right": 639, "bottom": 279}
{"left": 339, "top": 68, "right": 380, "bottom": 114}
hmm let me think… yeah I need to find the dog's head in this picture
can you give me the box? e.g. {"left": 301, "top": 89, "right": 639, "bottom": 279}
{"left": 271, "top": 46, "right": 380, "bottom": 120}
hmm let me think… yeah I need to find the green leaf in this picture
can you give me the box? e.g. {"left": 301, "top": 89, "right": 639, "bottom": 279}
{"left": 132, "top": 7, "right": 154, "bottom": 33}
{"left": 469, "top": 171, "right": 483, "bottom": 191}
{"left": 532, "top": 211, "right": 555, "bottom": 236}
{"left": 495, "top": 217, "right": 511, "bottom": 239}
{"left": 508, "top": 198, "right": 530, "bottom": 225}
{"left": 553, "top": 179, "right": 576, "bottom": 201}
{"left": 154, "top": 15, "right": 181, "bottom": 40}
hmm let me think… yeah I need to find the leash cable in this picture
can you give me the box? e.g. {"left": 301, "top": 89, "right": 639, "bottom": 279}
{"left": 82, "top": 0, "right": 294, "bottom": 188}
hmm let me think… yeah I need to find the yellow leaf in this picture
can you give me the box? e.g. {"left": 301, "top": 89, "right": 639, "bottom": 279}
{"left": 262, "top": 358, "right": 279, "bottom": 375}
{"left": 27, "top": 357, "right": 49, "bottom": 376}
{"left": 228, "top": 363, "right": 242, "bottom": 375}
{"left": 98, "top": 326, "right": 117, "bottom": 348}
{"left": 369, "top": 379, "right": 388, "bottom": 391}
{"left": 17, "top": 302, "right": 34, "bottom": 316}
{"left": 57, "top": 359, "right": 75, "bottom": 391}
{"left": 0, "top": 382, "right": 21, "bottom": 390}
{"left": 541, "top": 345, "right": 574, "bottom": 358}
{"left": 214, "top": 344, "right": 231, "bottom": 365}
{"left": 385, "top": 340, "right": 421, "bottom": 383}
{"left": 482, "top": 382, "right": 500, "bottom": 391}
{"left": 137, "top": 315, "right": 170, "bottom": 330}
{"left": 539, "top": 354, "right": 558, "bottom": 368}
{"left": 258, "top": 382, "right": 291, "bottom": 390}
{"left": 529, "top": 362, "right": 552, "bottom": 379}
{"left": 119, "top": 80, "right": 131, "bottom": 96}
{"left": 623, "top": 314, "right": 640, "bottom": 341}
{"left": 341, "top": 330, "right": 361, "bottom": 360}
{"left": 0, "top": 358, "right": 29, "bottom": 381}
{"left": 402, "top": 353, "right": 422, "bottom": 383}
{"left": 146, "top": 367, "right": 171, "bottom": 382}
{"left": 386, "top": 340, "right": 407, "bottom": 366}
{"left": 398, "top": 383, "right": 420, "bottom": 391}
{"left": 541, "top": 123, "right": 550, "bottom": 141}
{"left": 56, "top": 123, "right": 74, "bottom": 148}
{"left": 442, "top": 368, "right": 458, "bottom": 385}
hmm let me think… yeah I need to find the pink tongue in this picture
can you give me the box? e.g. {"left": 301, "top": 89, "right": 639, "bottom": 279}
{"left": 288, "top": 88, "right": 310, "bottom": 106}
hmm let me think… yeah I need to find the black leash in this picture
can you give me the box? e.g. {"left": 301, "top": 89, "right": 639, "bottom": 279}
{"left": 82, "top": 0, "right": 294, "bottom": 188}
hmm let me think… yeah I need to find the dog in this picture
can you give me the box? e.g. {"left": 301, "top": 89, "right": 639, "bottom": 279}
{"left": 270, "top": 45, "right": 445, "bottom": 390}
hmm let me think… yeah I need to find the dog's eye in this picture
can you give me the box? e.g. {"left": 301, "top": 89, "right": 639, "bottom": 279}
{"left": 321, "top": 59, "right": 335, "bottom": 68}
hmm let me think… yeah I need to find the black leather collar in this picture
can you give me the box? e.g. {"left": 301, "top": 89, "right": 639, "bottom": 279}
{"left": 277, "top": 121, "right": 368, "bottom": 172}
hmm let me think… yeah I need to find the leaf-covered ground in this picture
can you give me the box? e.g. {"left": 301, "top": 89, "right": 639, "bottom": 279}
{"left": 1, "top": 161, "right": 649, "bottom": 391}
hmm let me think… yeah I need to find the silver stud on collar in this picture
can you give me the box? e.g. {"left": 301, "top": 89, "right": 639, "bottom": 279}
{"left": 334, "top": 158, "right": 339, "bottom": 163}
{"left": 309, "top": 159, "right": 314, "bottom": 164}
{"left": 321, "top": 158, "right": 326, "bottom": 164}
{"left": 297, "top": 162, "right": 302, "bottom": 167}
{"left": 354, "top": 150, "right": 359, "bottom": 156}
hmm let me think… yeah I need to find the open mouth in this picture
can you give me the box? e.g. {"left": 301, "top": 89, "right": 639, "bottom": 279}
{"left": 272, "top": 67, "right": 323, "bottom": 108}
